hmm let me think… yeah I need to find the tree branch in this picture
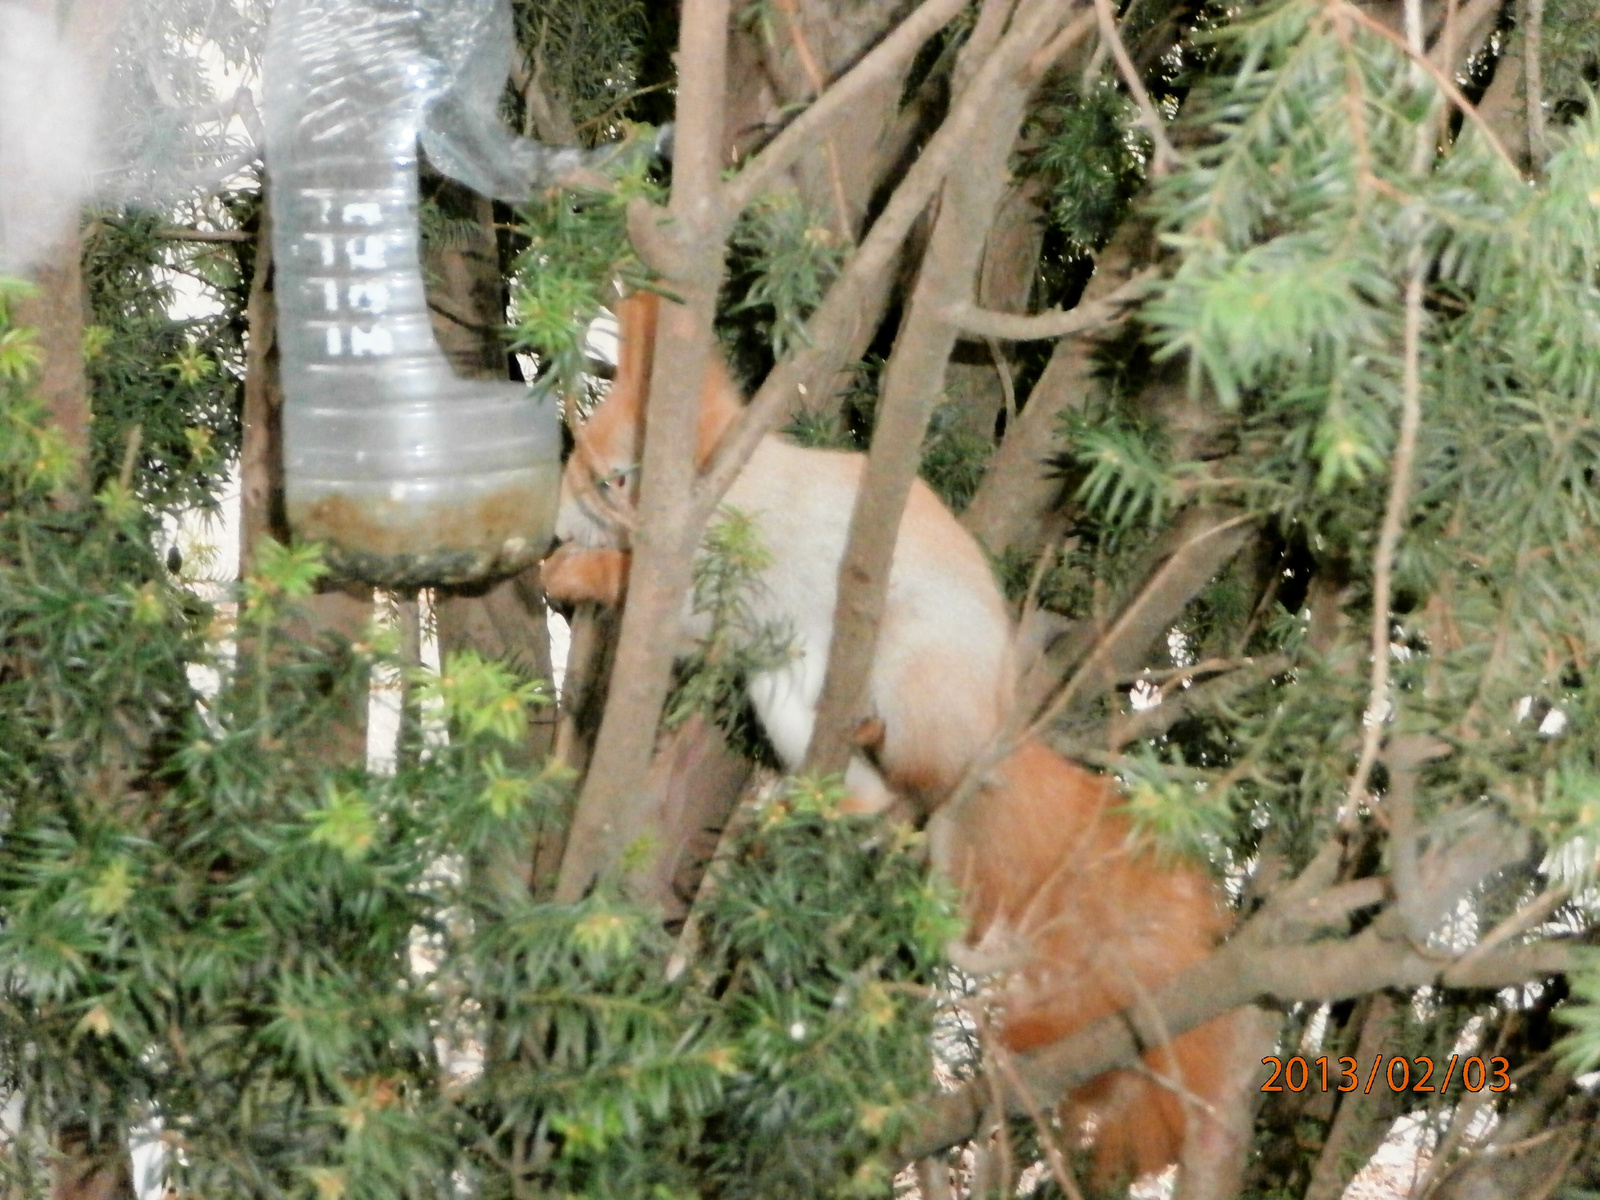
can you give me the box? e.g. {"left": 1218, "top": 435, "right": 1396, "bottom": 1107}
{"left": 1337, "top": 0, "right": 1519, "bottom": 173}
{"left": 725, "top": 0, "right": 971, "bottom": 216}
{"left": 1091, "top": 0, "right": 1180, "bottom": 174}
{"left": 943, "top": 269, "right": 1153, "bottom": 340}
{"left": 1522, "top": 0, "right": 1547, "bottom": 166}
{"left": 894, "top": 799, "right": 1549, "bottom": 1163}
{"left": 1049, "top": 653, "right": 1290, "bottom": 757}
{"left": 155, "top": 226, "right": 253, "bottom": 243}
{"left": 961, "top": 220, "right": 1146, "bottom": 557}
{"left": 694, "top": 6, "right": 1093, "bottom": 523}
{"left": 803, "top": 0, "right": 1092, "bottom": 777}
{"left": 1021, "top": 509, "right": 1257, "bottom": 730}
{"left": 897, "top": 916, "right": 1575, "bottom": 1163}
{"left": 555, "top": 0, "right": 733, "bottom": 902}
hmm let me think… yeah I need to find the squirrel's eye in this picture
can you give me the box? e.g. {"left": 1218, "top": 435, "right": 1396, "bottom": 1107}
{"left": 604, "top": 470, "right": 628, "bottom": 489}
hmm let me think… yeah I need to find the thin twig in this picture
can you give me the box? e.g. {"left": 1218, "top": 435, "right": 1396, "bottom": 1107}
{"left": 117, "top": 426, "right": 143, "bottom": 491}
{"left": 774, "top": 0, "right": 855, "bottom": 237}
{"left": 1022, "top": 513, "right": 1256, "bottom": 746}
{"left": 155, "top": 227, "right": 252, "bottom": 243}
{"left": 977, "top": 1021, "right": 1016, "bottom": 1200}
{"left": 1449, "top": 885, "right": 1571, "bottom": 980}
{"left": 945, "top": 269, "right": 1154, "bottom": 340}
{"left": 1336, "top": 0, "right": 1518, "bottom": 173}
{"left": 986, "top": 1039, "right": 1088, "bottom": 1200}
{"left": 986, "top": 336, "right": 1018, "bottom": 428}
{"left": 1091, "top": 0, "right": 1180, "bottom": 174}
{"left": 1020, "top": 539, "right": 1062, "bottom": 625}
{"left": 1345, "top": 257, "right": 1425, "bottom": 817}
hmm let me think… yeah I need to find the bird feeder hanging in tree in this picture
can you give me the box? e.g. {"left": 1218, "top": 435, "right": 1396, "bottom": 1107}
{"left": 261, "top": 0, "right": 598, "bottom": 588}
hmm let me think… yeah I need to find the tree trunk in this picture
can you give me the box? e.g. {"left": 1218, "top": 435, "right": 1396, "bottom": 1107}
{"left": 240, "top": 190, "right": 286, "bottom": 566}
{"left": 555, "top": 0, "right": 735, "bottom": 903}
{"left": 806, "top": 1, "right": 1069, "bottom": 776}
{"left": 14, "top": 246, "right": 91, "bottom": 489}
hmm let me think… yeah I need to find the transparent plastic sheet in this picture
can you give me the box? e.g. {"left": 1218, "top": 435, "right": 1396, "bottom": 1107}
{"left": 0, "top": 5, "right": 96, "bottom": 273}
{"left": 0, "top": 0, "right": 270, "bottom": 265}
{"left": 95, "top": 0, "right": 270, "bottom": 209}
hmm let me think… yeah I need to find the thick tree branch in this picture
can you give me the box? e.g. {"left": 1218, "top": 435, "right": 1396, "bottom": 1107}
{"left": 725, "top": 0, "right": 971, "bottom": 215}
{"left": 555, "top": 0, "right": 733, "bottom": 902}
{"left": 803, "top": 0, "right": 1092, "bottom": 777}
{"left": 897, "top": 870, "right": 1572, "bottom": 1162}
{"left": 694, "top": 6, "right": 1093, "bottom": 522}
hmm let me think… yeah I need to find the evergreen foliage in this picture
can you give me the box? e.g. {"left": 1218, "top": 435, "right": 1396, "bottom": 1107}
{"left": 1023, "top": 82, "right": 1148, "bottom": 256}
{"left": 664, "top": 508, "right": 793, "bottom": 744}
{"left": 0, "top": 285, "right": 951, "bottom": 1197}
{"left": 509, "top": 164, "right": 662, "bottom": 401}
{"left": 82, "top": 205, "right": 251, "bottom": 514}
{"left": 720, "top": 191, "right": 846, "bottom": 386}
{"left": 510, "top": 0, "right": 658, "bottom": 134}
{"left": 1050, "top": 0, "right": 1600, "bottom": 1076}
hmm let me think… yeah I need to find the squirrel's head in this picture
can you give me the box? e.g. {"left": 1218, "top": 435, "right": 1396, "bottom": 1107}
{"left": 553, "top": 290, "right": 741, "bottom": 549}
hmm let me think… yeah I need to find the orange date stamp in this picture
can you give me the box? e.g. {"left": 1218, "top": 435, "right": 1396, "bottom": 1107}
{"left": 1262, "top": 1054, "right": 1511, "bottom": 1094}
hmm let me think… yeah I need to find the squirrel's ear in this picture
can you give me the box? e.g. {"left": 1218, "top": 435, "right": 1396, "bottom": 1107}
{"left": 609, "top": 290, "right": 660, "bottom": 423}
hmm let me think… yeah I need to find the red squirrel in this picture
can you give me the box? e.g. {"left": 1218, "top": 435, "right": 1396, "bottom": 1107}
{"left": 541, "top": 291, "right": 1250, "bottom": 1188}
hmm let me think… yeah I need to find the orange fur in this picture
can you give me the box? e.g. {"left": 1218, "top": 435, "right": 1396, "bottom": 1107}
{"left": 544, "top": 291, "right": 1245, "bottom": 1187}
{"left": 932, "top": 741, "right": 1241, "bottom": 1186}
{"left": 540, "top": 544, "right": 630, "bottom": 606}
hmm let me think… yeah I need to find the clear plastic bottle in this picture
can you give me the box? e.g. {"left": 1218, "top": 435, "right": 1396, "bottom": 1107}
{"left": 262, "top": 0, "right": 569, "bottom": 588}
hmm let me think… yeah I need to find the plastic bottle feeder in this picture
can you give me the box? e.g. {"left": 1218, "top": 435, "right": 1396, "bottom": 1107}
{"left": 262, "top": 0, "right": 574, "bottom": 588}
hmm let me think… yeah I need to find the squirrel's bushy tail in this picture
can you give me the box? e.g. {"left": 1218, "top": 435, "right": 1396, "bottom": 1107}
{"left": 935, "top": 739, "right": 1244, "bottom": 1185}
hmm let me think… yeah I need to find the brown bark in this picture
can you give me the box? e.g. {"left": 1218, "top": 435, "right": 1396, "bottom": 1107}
{"left": 14, "top": 247, "right": 91, "bottom": 485}
{"left": 804, "top": 0, "right": 1062, "bottom": 776}
{"left": 961, "top": 220, "right": 1151, "bottom": 558}
{"left": 240, "top": 190, "right": 286, "bottom": 568}
{"left": 555, "top": 0, "right": 734, "bottom": 903}
{"left": 413, "top": 178, "right": 565, "bottom": 893}
{"left": 1020, "top": 507, "right": 1257, "bottom": 720}
{"left": 1178, "top": 1005, "right": 1280, "bottom": 1200}
{"left": 635, "top": 714, "right": 753, "bottom": 919}
{"left": 9, "top": 0, "right": 131, "bottom": 493}
{"left": 1301, "top": 995, "right": 1407, "bottom": 1200}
